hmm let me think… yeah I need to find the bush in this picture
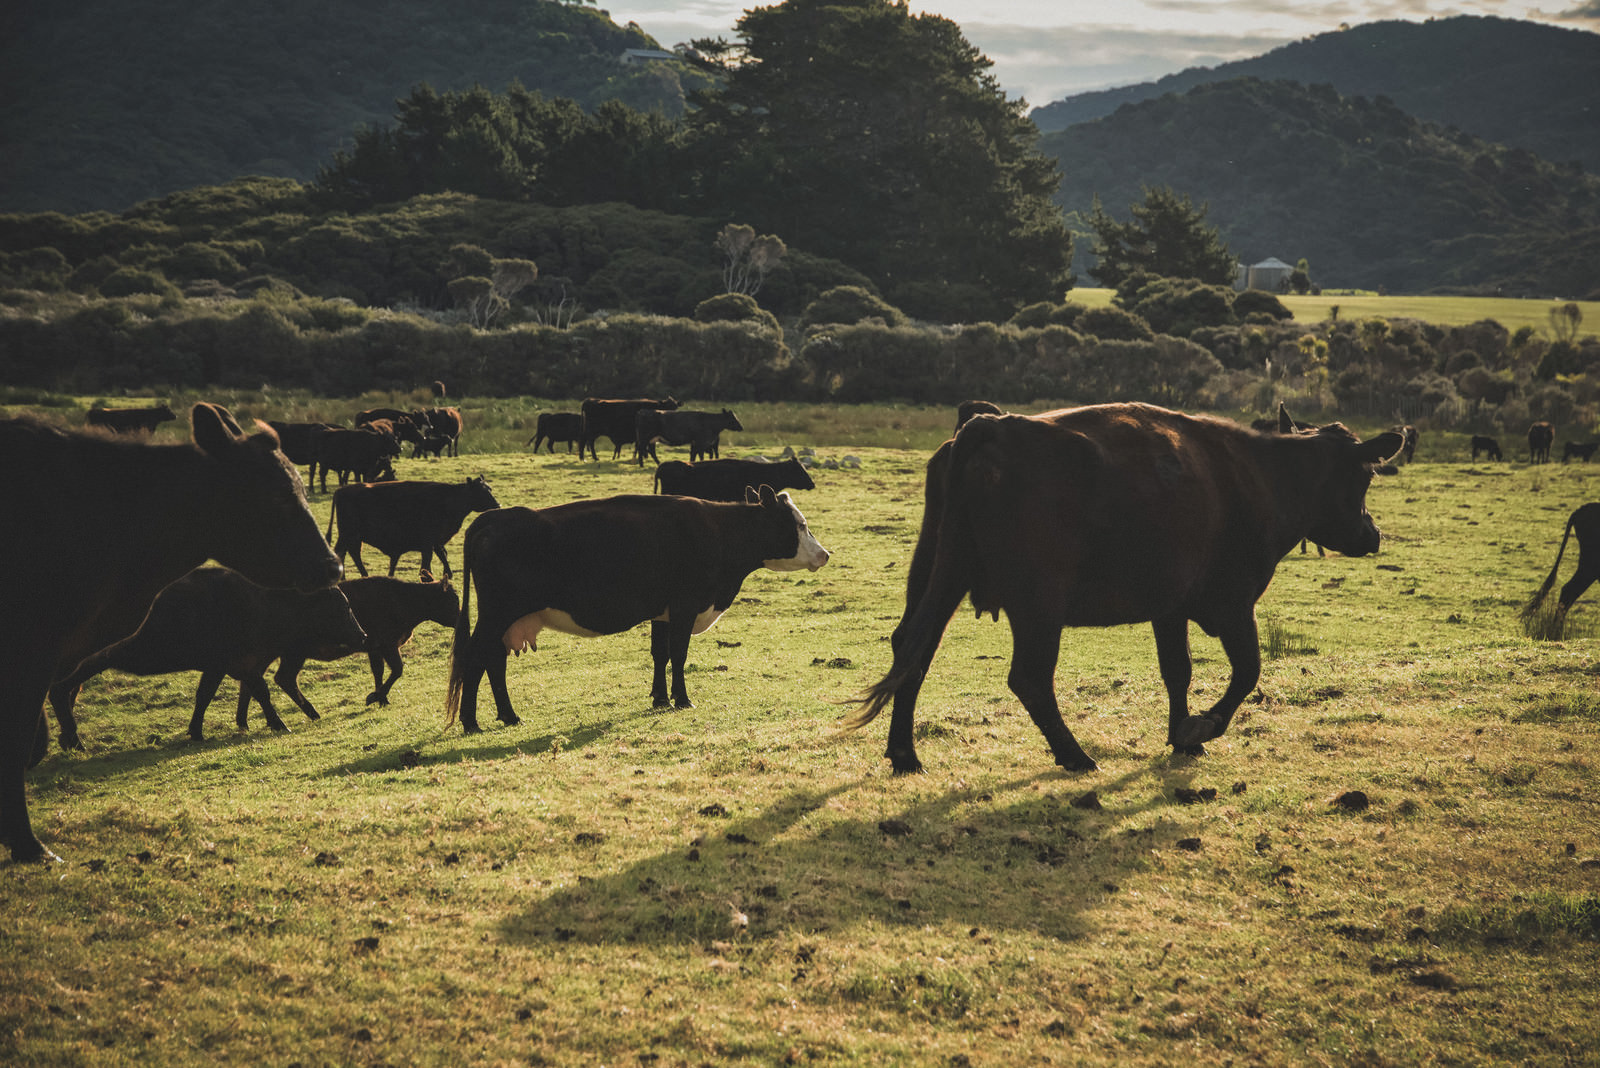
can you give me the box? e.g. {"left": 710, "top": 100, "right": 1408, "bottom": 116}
{"left": 1077, "top": 305, "right": 1153, "bottom": 341}
{"left": 1232, "top": 288, "right": 1293, "bottom": 322}
{"left": 1009, "top": 301, "right": 1087, "bottom": 331}
{"left": 801, "top": 285, "right": 908, "bottom": 330}
{"left": 97, "top": 266, "right": 181, "bottom": 300}
{"left": 694, "top": 292, "right": 780, "bottom": 334}
{"left": 1121, "top": 277, "right": 1236, "bottom": 337}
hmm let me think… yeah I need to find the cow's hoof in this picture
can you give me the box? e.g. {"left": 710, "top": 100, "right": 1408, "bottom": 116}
{"left": 8, "top": 839, "right": 62, "bottom": 865}
{"left": 59, "top": 734, "right": 82, "bottom": 752}
{"left": 267, "top": 720, "right": 289, "bottom": 734}
{"left": 1056, "top": 752, "right": 1099, "bottom": 773}
{"left": 1173, "top": 742, "right": 1207, "bottom": 758}
{"left": 887, "top": 750, "right": 924, "bottom": 775}
{"left": 1172, "top": 715, "right": 1223, "bottom": 749}
{"left": 365, "top": 692, "right": 388, "bottom": 707}
{"left": 497, "top": 712, "right": 521, "bottom": 727}
{"left": 462, "top": 723, "right": 482, "bottom": 735}
{"left": 652, "top": 697, "right": 671, "bottom": 710}
{"left": 673, "top": 697, "right": 694, "bottom": 710}
{"left": 302, "top": 710, "right": 320, "bottom": 722}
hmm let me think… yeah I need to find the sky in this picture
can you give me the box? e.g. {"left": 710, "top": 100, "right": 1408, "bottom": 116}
{"left": 598, "top": 0, "right": 1600, "bottom": 106}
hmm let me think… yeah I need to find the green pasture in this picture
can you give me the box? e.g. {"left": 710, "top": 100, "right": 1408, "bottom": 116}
{"left": 3, "top": 415, "right": 1599, "bottom": 1066}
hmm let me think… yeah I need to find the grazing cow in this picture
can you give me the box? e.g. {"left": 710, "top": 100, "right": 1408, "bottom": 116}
{"left": 655, "top": 457, "right": 816, "bottom": 502}
{"left": 579, "top": 396, "right": 678, "bottom": 461}
{"left": 1524, "top": 503, "right": 1600, "bottom": 621}
{"left": 267, "top": 420, "right": 337, "bottom": 479}
{"left": 86, "top": 404, "right": 176, "bottom": 435}
{"left": 414, "top": 432, "right": 453, "bottom": 459}
{"left": 446, "top": 487, "right": 830, "bottom": 732}
{"left": 1, "top": 403, "right": 341, "bottom": 862}
{"left": 355, "top": 408, "right": 425, "bottom": 449}
{"left": 274, "top": 575, "right": 459, "bottom": 711}
{"left": 527, "top": 411, "right": 586, "bottom": 454}
{"left": 48, "top": 568, "right": 366, "bottom": 744}
{"left": 1563, "top": 441, "right": 1598, "bottom": 463}
{"left": 634, "top": 408, "right": 743, "bottom": 465}
{"left": 846, "top": 403, "right": 1403, "bottom": 774}
{"left": 327, "top": 476, "right": 500, "bottom": 578}
{"left": 1470, "top": 435, "right": 1503, "bottom": 461}
{"left": 314, "top": 426, "right": 400, "bottom": 491}
{"left": 414, "top": 407, "right": 463, "bottom": 457}
{"left": 1391, "top": 425, "right": 1419, "bottom": 463}
{"left": 956, "top": 400, "right": 1003, "bottom": 432}
{"left": 1529, "top": 422, "right": 1555, "bottom": 464}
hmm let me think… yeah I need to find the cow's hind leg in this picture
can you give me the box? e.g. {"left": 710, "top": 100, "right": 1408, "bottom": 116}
{"left": 48, "top": 682, "right": 84, "bottom": 752}
{"left": 273, "top": 655, "right": 321, "bottom": 721}
{"left": 467, "top": 629, "right": 519, "bottom": 728}
{"left": 367, "top": 647, "right": 403, "bottom": 705}
{"left": 1007, "top": 616, "right": 1096, "bottom": 772}
{"left": 649, "top": 620, "right": 695, "bottom": 708}
{"left": 1171, "top": 612, "right": 1261, "bottom": 751}
{"left": 189, "top": 670, "right": 227, "bottom": 741}
{"left": 3, "top": 676, "right": 59, "bottom": 861}
{"left": 1153, "top": 614, "right": 1203, "bottom": 756}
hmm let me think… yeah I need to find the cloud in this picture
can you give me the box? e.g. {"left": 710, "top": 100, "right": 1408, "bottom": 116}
{"left": 1544, "top": 0, "right": 1600, "bottom": 16}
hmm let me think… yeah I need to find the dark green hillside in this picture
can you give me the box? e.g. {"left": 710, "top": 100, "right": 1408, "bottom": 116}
{"left": 1031, "top": 17, "right": 1600, "bottom": 174}
{"left": 1043, "top": 78, "right": 1600, "bottom": 296}
{"left": 0, "top": 0, "right": 710, "bottom": 214}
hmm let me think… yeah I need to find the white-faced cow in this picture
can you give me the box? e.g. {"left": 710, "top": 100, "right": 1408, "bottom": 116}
{"left": 654, "top": 457, "right": 815, "bottom": 502}
{"left": 48, "top": 567, "right": 366, "bottom": 744}
{"left": 1523, "top": 503, "right": 1600, "bottom": 622}
{"left": 634, "top": 408, "right": 743, "bottom": 465}
{"left": 527, "top": 412, "right": 586, "bottom": 454}
{"left": 579, "top": 397, "right": 678, "bottom": 461}
{"left": 847, "top": 403, "right": 1403, "bottom": 774}
{"left": 326, "top": 477, "right": 500, "bottom": 578}
{"left": 1, "top": 404, "right": 341, "bottom": 862}
{"left": 447, "top": 487, "right": 829, "bottom": 732}
{"left": 86, "top": 404, "right": 176, "bottom": 435}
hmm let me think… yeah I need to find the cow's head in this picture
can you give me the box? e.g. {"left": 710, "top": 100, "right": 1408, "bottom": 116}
{"left": 1301, "top": 424, "right": 1406, "bottom": 557}
{"left": 747, "top": 485, "right": 830, "bottom": 572}
{"left": 464, "top": 476, "right": 500, "bottom": 512}
{"left": 722, "top": 408, "right": 744, "bottom": 431}
{"left": 781, "top": 457, "right": 817, "bottom": 491}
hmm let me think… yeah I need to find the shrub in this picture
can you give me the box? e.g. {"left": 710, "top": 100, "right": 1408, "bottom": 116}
{"left": 1077, "top": 305, "right": 1153, "bottom": 341}
{"left": 694, "top": 292, "right": 780, "bottom": 334}
{"left": 97, "top": 267, "right": 181, "bottom": 300}
{"left": 801, "top": 285, "right": 908, "bottom": 330}
{"left": 1232, "top": 288, "right": 1293, "bottom": 322}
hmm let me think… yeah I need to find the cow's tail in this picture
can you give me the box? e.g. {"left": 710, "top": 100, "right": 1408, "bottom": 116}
{"left": 843, "top": 435, "right": 976, "bottom": 729}
{"left": 1522, "top": 510, "right": 1579, "bottom": 620}
{"left": 445, "top": 529, "right": 475, "bottom": 727}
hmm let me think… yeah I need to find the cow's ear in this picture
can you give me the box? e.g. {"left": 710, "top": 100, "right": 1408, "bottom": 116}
{"left": 191, "top": 403, "right": 244, "bottom": 453}
{"left": 759, "top": 484, "right": 779, "bottom": 508}
{"left": 744, "top": 485, "right": 761, "bottom": 505}
{"left": 1277, "top": 402, "right": 1296, "bottom": 434}
{"left": 1353, "top": 431, "right": 1406, "bottom": 466}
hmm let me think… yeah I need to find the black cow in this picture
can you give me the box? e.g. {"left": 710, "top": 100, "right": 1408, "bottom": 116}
{"left": 314, "top": 427, "right": 400, "bottom": 492}
{"left": 48, "top": 568, "right": 366, "bottom": 744}
{"left": 655, "top": 457, "right": 816, "bottom": 501}
{"left": 1, "top": 404, "right": 341, "bottom": 861}
{"left": 955, "top": 400, "right": 1003, "bottom": 432}
{"left": 1529, "top": 422, "right": 1555, "bottom": 464}
{"left": 1391, "top": 425, "right": 1419, "bottom": 463}
{"left": 414, "top": 407, "right": 463, "bottom": 457}
{"left": 848, "top": 403, "right": 1403, "bottom": 774}
{"left": 267, "top": 420, "right": 337, "bottom": 479}
{"left": 634, "top": 408, "right": 743, "bottom": 465}
{"left": 327, "top": 477, "right": 500, "bottom": 578}
{"left": 1470, "top": 435, "right": 1503, "bottom": 461}
{"left": 1524, "top": 503, "right": 1600, "bottom": 622}
{"left": 274, "top": 575, "right": 459, "bottom": 711}
{"left": 446, "top": 487, "right": 830, "bottom": 732}
{"left": 527, "top": 412, "right": 586, "bottom": 454}
{"left": 1563, "top": 442, "right": 1598, "bottom": 463}
{"left": 86, "top": 405, "right": 176, "bottom": 435}
{"left": 579, "top": 397, "right": 678, "bottom": 461}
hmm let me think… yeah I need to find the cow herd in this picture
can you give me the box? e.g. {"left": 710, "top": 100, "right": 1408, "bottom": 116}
{"left": 4, "top": 396, "right": 1599, "bottom": 864}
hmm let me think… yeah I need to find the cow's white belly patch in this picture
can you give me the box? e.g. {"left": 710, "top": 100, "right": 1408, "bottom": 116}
{"left": 651, "top": 605, "right": 728, "bottom": 635}
{"left": 503, "top": 609, "right": 602, "bottom": 654}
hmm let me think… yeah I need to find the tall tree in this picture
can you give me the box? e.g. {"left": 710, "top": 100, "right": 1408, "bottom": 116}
{"left": 1087, "top": 186, "right": 1237, "bottom": 288}
{"left": 687, "top": 0, "right": 1072, "bottom": 319}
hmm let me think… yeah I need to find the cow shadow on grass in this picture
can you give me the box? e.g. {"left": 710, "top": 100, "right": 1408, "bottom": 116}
{"left": 497, "top": 761, "right": 1216, "bottom": 948}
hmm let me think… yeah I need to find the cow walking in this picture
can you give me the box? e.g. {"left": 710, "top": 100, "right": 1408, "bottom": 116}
{"left": 1529, "top": 422, "right": 1555, "bottom": 464}
{"left": 527, "top": 412, "right": 586, "bottom": 454}
{"left": 655, "top": 457, "right": 815, "bottom": 502}
{"left": 327, "top": 477, "right": 500, "bottom": 578}
{"left": 634, "top": 408, "right": 743, "bottom": 465}
{"left": 1, "top": 404, "right": 342, "bottom": 862}
{"left": 1523, "top": 503, "right": 1600, "bottom": 621}
{"left": 447, "top": 488, "right": 829, "bottom": 732}
{"left": 579, "top": 397, "right": 678, "bottom": 461}
{"left": 847, "top": 403, "right": 1403, "bottom": 774}
{"left": 86, "top": 405, "right": 176, "bottom": 435}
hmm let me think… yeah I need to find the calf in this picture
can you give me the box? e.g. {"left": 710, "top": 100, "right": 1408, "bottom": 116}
{"left": 314, "top": 426, "right": 400, "bottom": 491}
{"left": 447, "top": 487, "right": 829, "bottom": 732}
{"left": 848, "top": 403, "right": 1403, "bottom": 774}
{"left": 48, "top": 568, "right": 366, "bottom": 744}
{"left": 1523, "top": 503, "right": 1600, "bottom": 621}
{"left": 1, "top": 404, "right": 341, "bottom": 861}
{"left": 579, "top": 396, "right": 678, "bottom": 461}
{"left": 327, "top": 476, "right": 500, "bottom": 578}
{"left": 86, "top": 404, "right": 176, "bottom": 435}
{"left": 1529, "top": 421, "right": 1555, "bottom": 464}
{"left": 274, "top": 575, "right": 459, "bottom": 711}
{"left": 527, "top": 411, "right": 585, "bottom": 454}
{"left": 634, "top": 407, "right": 743, "bottom": 465}
{"left": 1563, "top": 441, "right": 1598, "bottom": 463}
{"left": 1470, "top": 435, "right": 1502, "bottom": 461}
{"left": 655, "top": 456, "right": 815, "bottom": 501}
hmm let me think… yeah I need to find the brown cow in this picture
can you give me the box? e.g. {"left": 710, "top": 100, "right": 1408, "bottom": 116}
{"left": 527, "top": 411, "right": 586, "bottom": 454}
{"left": 848, "top": 403, "right": 1403, "bottom": 774}
{"left": 414, "top": 407, "right": 463, "bottom": 457}
{"left": 86, "top": 404, "right": 176, "bottom": 435}
{"left": 1529, "top": 422, "right": 1555, "bottom": 464}
{"left": 274, "top": 575, "right": 460, "bottom": 710}
{"left": 1, "top": 404, "right": 341, "bottom": 862}
{"left": 314, "top": 426, "right": 400, "bottom": 491}
{"left": 955, "top": 400, "right": 1003, "bottom": 432}
{"left": 326, "top": 477, "right": 500, "bottom": 578}
{"left": 579, "top": 397, "right": 678, "bottom": 461}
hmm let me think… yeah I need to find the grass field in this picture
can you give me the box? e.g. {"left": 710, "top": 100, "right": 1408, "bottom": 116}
{"left": 3, "top": 420, "right": 1599, "bottom": 1066}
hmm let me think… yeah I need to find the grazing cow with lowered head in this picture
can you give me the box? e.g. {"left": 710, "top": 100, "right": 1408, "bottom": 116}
{"left": 314, "top": 426, "right": 400, "bottom": 492}
{"left": 1471, "top": 435, "right": 1503, "bottom": 461}
{"left": 655, "top": 457, "right": 815, "bottom": 502}
{"left": 86, "top": 404, "right": 177, "bottom": 436}
{"left": 527, "top": 411, "right": 586, "bottom": 454}
{"left": 274, "top": 575, "right": 459, "bottom": 711}
{"left": 1529, "top": 422, "right": 1555, "bottom": 463}
{"left": 1523, "top": 503, "right": 1600, "bottom": 623}
{"left": 579, "top": 397, "right": 678, "bottom": 461}
{"left": 1, "top": 404, "right": 341, "bottom": 861}
{"left": 327, "top": 477, "right": 500, "bottom": 578}
{"left": 48, "top": 567, "right": 366, "bottom": 744}
{"left": 1563, "top": 441, "right": 1598, "bottom": 463}
{"left": 634, "top": 407, "right": 743, "bottom": 465}
{"left": 447, "top": 487, "right": 829, "bottom": 732}
{"left": 414, "top": 406, "right": 463, "bottom": 457}
{"left": 955, "top": 400, "right": 1003, "bottom": 432}
{"left": 847, "top": 402, "right": 1403, "bottom": 774}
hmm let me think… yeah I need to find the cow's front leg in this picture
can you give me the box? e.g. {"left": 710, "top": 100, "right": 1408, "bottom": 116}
{"left": 48, "top": 682, "right": 83, "bottom": 752}
{"left": 650, "top": 622, "right": 671, "bottom": 708}
{"left": 3, "top": 681, "right": 59, "bottom": 862}
{"left": 189, "top": 670, "right": 226, "bottom": 740}
{"left": 1171, "top": 611, "right": 1261, "bottom": 751}
{"left": 366, "top": 647, "right": 401, "bottom": 706}
{"left": 239, "top": 674, "right": 288, "bottom": 732}
{"left": 667, "top": 619, "right": 694, "bottom": 708}
{"left": 272, "top": 655, "right": 321, "bottom": 721}
{"left": 1007, "top": 615, "right": 1096, "bottom": 772}
{"left": 1152, "top": 614, "right": 1200, "bottom": 755}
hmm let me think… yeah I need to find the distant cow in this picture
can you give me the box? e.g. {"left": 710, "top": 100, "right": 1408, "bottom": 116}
{"left": 1529, "top": 422, "right": 1555, "bottom": 464}
{"left": 327, "top": 476, "right": 500, "bottom": 578}
{"left": 527, "top": 412, "right": 585, "bottom": 454}
{"left": 267, "top": 420, "right": 338, "bottom": 479}
{"left": 356, "top": 408, "right": 425, "bottom": 448}
{"left": 1470, "top": 435, "right": 1503, "bottom": 461}
{"left": 634, "top": 408, "right": 743, "bottom": 465}
{"left": 1, "top": 404, "right": 341, "bottom": 861}
{"left": 655, "top": 457, "right": 815, "bottom": 501}
{"left": 847, "top": 402, "right": 1403, "bottom": 774}
{"left": 86, "top": 405, "right": 176, "bottom": 435}
{"left": 414, "top": 407, "right": 463, "bottom": 457}
{"left": 1391, "top": 425, "right": 1419, "bottom": 463}
{"left": 314, "top": 427, "right": 400, "bottom": 491}
{"left": 1563, "top": 441, "right": 1598, "bottom": 463}
{"left": 48, "top": 567, "right": 366, "bottom": 744}
{"left": 415, "top": 432, "right": 453, "bottom": 459}
{"left": 579, "top": 397, "right": 678, "bottom": 461}
{"left": 274, "top": 575, "right": 459, "bottom": 711}
{"left": 955, "top": 400, "right": 1003, "bottom": 432}
{"left": 446, "top": 487, "right": 830, "bottom": 732}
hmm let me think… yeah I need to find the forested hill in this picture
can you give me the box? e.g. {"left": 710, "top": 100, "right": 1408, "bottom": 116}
{"left": 0, "top": 0, "right": 710, "bottom": 215}
{"left": 1030, "top": 17, "right": 1600, "bottom": 173}
{"left": 1042, "top": 78, "right": 1600, "bottom": 297}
